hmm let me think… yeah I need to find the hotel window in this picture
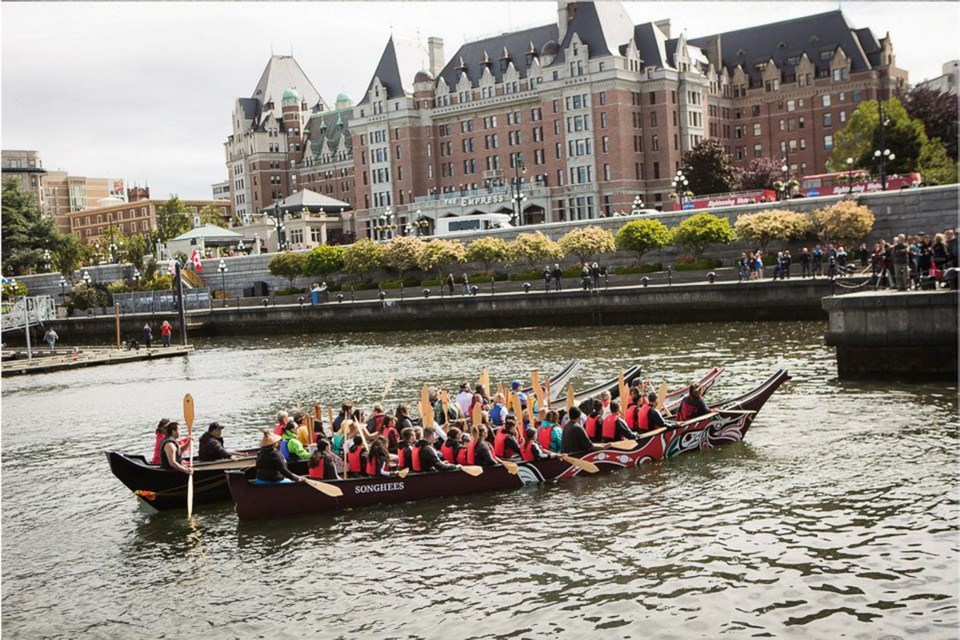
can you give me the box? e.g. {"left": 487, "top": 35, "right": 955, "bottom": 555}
{"left": 599, "top": 91, "right": 607, "bottom": 105}
{"left": 822, "top": 95, "right": 831, "bottom": 107}
{"left": 600, "top": 112, "right": 607, "bottom": 129}
{"left": 753, "top": 123, "right": 762, "bottom": 136}
{"left": 652, "top": 135, "right": 659, "bottom": 152}
{"left": 823, "top": 135, "right": 834, "bottom": 150}
{"left": 753, "top": 144, "right": 762, "bottom": 157}
{"left": 823, "top": 113, "right": 832, "bottom": 127}
{"left": 603, "top": 164, "right": 611, "bottom": 181}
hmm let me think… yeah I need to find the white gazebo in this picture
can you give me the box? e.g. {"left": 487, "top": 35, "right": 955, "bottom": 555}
{"left": 167, "top": 224, "right": 246, "bottom": 258}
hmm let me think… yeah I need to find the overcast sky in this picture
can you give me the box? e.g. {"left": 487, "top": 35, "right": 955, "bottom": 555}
{"left": 2, "top": 2, "right": 957, "bottom": 199}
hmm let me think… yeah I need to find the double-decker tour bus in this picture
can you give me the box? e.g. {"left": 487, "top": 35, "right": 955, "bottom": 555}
{"left": 671, "top": 188, "right": 777, "bottom": 211}
{"left": 800, "top": 171, "right": 922, "bottom": 197}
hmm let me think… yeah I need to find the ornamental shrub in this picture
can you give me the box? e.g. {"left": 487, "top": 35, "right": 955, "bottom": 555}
{"left": 734, "top": 209, "right": 813, "bottom": 251}
{"left": 615, "top": 219, "right": 671, "bottom": 265}
{"left": 812, "top": 201, "right": 876, "bottom": 246}
{"left": 557, "top": 226, "right": 616, "bottom": 267}
{"left": 670, "top": 213, "right": 734, "bottom": 261}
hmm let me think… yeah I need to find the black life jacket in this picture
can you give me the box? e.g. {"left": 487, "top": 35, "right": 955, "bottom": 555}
{"left": 159, "top": 437, "right": 181, "bottom": 471}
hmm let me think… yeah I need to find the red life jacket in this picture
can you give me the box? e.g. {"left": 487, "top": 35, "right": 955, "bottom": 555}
{"left": 537, "top": 426, "right": 553, "bottom": 450}
{"left": 457, "top": 447, "right": 468, "bottom": 465}
{"left": 346, "top": 446, "right": 364, "bottom": 474}
{"left": 365, "top": 452, "right": 381, "bottom": 476}
{"left": 411, "top": 445, "right": 423, "bottom": 472}
{"left": 520, "top": 439, "right": 536, "bottom": 462}
{"left": 492, "top": 430, "right": 510, "bottom": 457}
{"left": 636, "top": 404, "right": 653, "bottom": 431}
{"left": 675, "top": 398, "right": 695, "bottom": 422}
{"left": 308, "top": 458, "right": 326, "bottom": 479}
{"left": 585, "top": 415, "right": 600, "bottom": 440}
{"left": 601, "top": 414, "right": 620, "bottom": 440}
{"left": 372, "top": 414, "right": 385, "bottom": 431}
{"left": 397, "top": 445, "right": 411, "bottom": 469}
{"left": 625, "top": 402, "right": 638, "bottom": 429}
{"left": 441, "top": 441, "right": 457, "bottom": 464}
{"left": 465, "top": 441, "right": 478, "bottom": 465}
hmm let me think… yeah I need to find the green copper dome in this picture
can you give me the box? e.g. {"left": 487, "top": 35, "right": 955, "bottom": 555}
{"left": 336, "top": 92, "right": 351, "bottom": 103}
{"left": 282, "top": 87, "right": 299, "bottom": 101}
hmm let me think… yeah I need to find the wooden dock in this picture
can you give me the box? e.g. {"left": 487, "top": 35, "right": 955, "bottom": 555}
{"left": 1, "top": 345, "right": 195, "bottom": 376}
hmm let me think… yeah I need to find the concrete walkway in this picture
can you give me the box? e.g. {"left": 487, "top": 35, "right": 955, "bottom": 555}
{"left": 1, "top": 345, "right": 195, "bottom": 376}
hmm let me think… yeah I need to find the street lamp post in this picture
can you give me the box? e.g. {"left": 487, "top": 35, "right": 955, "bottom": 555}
{"left": 845, "top": 157, "right": 855, "bottom": 195}
{"left": 82, "top": 271, "right": 92, "bottom": 287}
{"left": 59, "top": 276, "right": 67, "bottom": 305}
{"left": 43, "top": 250, "right": 51, "bottom": 273}
{"left": 384, "top": 207, "right": 394, "bottom": 240}
{"left": 218, "top": 259, "right": 227, "bottom": 307}
{"left": 672, "top": 169, "right": 690, "bottom": 207}
{"left": 272, "top": 202, "right": 286, "bottom": 251}
{"left": 511, "top": 152, "right": 527, "bottom": 226}
{"left": 237, "top": 239, "right": 245, "bottom": 256}
{"left": 632, "top": 195, "right": 644, "bottom": 214}
{"left": 874, "top": 148, "right": 895, "bottom": 191}
{"left": 132, "top": 269, "right": 141, "bottom": 290}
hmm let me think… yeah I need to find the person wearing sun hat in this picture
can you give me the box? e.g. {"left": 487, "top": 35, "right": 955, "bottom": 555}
{"left": 255, "top": 429, "right": 305, "bottom": 484}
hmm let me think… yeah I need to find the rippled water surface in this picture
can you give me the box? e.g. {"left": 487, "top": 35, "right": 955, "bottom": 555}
{"left": 2, "top": 322, "right": 957, "bottom": 639}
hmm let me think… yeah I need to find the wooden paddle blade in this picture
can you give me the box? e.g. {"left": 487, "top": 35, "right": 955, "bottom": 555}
{"left": 327, "top": 406, "right": 335, "bottom": 427}
{"left": 618, "top": 369, "right": 628, "bottom": 404}
{"left": 471, "top": 402, "right": 482, "bottom": 427}
{"left": 398, "top": 468, "right": 409, "bottom": 479}
{"left": 459, "top": 465, "right": 484, "bottom": 477}
{"left": 531, "top": 370, "right": 541, "bottom": 407}
{"left": 609, "top": 439, "right": 638, "bottom": 451}
{"left": 307, "top": 414, "right": 315, "bottom": 444}
{"left": 480, "top": 368, "right": 490, "bottom": 391}
{"left": 193, "top": 457, "right": 256, "bottom": 471}
{"left": 441, "top": 390, "right": 450, "bottom": 431}
{"left": 656, "top": 381, "right": 667, "bottom": 410}
{"left": 719, "top": 409, "right": 757, "bottom": 415}
{"left": 183, "top": 394, "right": 195, "bottom": 430}
{"left": 496, "top": 458, "right": 519, "bottom": 475}
{"left": 560, "top": 455, "right": 599, "bottom": 474}
{"left": 305, "top": 478, "right": 343, "bottom": 498}
{"left": 313, "top": 403, "right": 321, "bottom": 420}
{"left": 566, "top": 384, "right": 575, "bottom": 411}
{"left": 543, "top": 377, "right": 551, "bottom": 408}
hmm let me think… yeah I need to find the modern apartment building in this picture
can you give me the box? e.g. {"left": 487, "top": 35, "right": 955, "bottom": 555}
{"left": 916, "top": 60, "right": 958, "bottom": 95}
{"left": 225, "top": 1, "right": 908, "bottom": 240}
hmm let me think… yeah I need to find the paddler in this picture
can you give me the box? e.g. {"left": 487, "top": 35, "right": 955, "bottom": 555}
{"left": 521, "top": 428, "right": 559, "bottom": 461}
{"left": 600, "top": 401, "right": 637, "bottom": 442}
{"left": 492, "top": 416, "right": 524, "bottom": 460}
{"left": 159, "top": 422, "right": 192, "bottom": 475}
{"left": 280, "top": 421, "right": 311, "bottom": 462}
{"left": 637, "top": 391, "right": 667, "bottom": 431}
{"left": 675, "top": 384, "right": 710, "bottom": 422}
{"left": 535, "top": 410, "right": 563, "bottom": 453}
{"left": 198, "top": 422, "right": 239, "bottom": 462}
{"left": 411, "top": 428, "right": 459, "bottom": 473}
{"left": 308, "top": 439, "right": 340, "bottom": 480}
{"left": 560, "top": 407, "right": 607, "bottom": 454}
{"left": 255, "top": 430, "right": 305, "bottom": 484}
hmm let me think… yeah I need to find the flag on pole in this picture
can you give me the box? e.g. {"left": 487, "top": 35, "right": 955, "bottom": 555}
{"left": 190, "top": 249, "right": 203, "bottom": 272}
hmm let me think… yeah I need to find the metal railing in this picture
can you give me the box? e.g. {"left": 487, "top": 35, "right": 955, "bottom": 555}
{"left": 112, "top": 289, "right": 212, "bottom": 314}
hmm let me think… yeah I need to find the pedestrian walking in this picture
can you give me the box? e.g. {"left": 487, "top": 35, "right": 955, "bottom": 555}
{"left": 551, "top": 264, "right": 563, "bottom": 291}
{"left": 43, "top": 327, "right": 59, "bottom": 353}
{"left": 143, "top": 323, "right": 153, "bottom": 349}
{"left": 160, "top": 320, "right": 173, "bottom": 347}
{"left": 461, "top": 273, "right": 470, "bottom": 296}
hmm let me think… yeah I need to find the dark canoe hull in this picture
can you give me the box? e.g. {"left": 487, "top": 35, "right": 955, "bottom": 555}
{"left": 573, "top": 366, "right": 725, "bottom": 412}
{"left": 105, "top": 451, "right": 306, "bottom": 512}
{"left": 227, "top": 369, "right": 790, "bottom": 521}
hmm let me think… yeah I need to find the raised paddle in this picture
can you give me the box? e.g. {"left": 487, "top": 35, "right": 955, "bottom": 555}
{"left": 381, "top": 373, "right": 396, "bottom": 402}
{"left": 566, "top": 384, "right": 575, "bottom": 411}
{"left": 183, "top": 394, "right": 195, "bottom": 518}
{"left": 559, "top": 455, "right": 599, "bottom": 473}
{"left": 656, "top": 380, "right": 668, "bottom": 411}
{"left": 471, "top": 402, "right": 482, "bottom": 428}
{"left": 531, "top": 370, "right": 541, "bottom": 409}
{"left": 459, "top": 465, "right": 484, "bottom": 477}
{"left": 480, "top": 368, "right": 490, "bottom": 392}
{"left": 421, "top": 384, "right": 434, "bottom": 430}
{"left": 543, "top": 376, "right": 551, "bottom": 408}
{"left": 441, "top": 389, "right": 451, "bottom": 433}
{"left": 304, "top": 478, "right": 343, "bottom": 498}
{"left": 312, "top": 403, "right": 322, "bottom": 438}
{"left": 618, "top": 369, "right": 628, "bottom": 405}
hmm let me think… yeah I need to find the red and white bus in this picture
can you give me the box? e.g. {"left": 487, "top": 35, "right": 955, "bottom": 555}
{"left": 671, "top": 188, "right": 777, "bottom": 211}
{"left": 800, "top": 171, "right": 922, "bottom": 197}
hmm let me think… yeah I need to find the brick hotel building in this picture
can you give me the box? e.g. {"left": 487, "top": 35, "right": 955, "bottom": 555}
{"left": 224, "top": 0, "right": 907, "bottom": 240}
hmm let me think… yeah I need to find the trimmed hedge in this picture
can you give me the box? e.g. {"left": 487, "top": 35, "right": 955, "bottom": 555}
{"left": 673, "top": 259, "right": 723, "bottom": 272}
{"left": 613, "top": 263, "right": 663, "bottom": 275}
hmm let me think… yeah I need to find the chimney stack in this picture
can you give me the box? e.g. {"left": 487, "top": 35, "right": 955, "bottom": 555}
{"left": 428, "top": 37, "right": 445, "bottom": 78}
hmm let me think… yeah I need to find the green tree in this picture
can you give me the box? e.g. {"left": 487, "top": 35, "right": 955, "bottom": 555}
{"left": 682, "top": 139, "right": 737, "bottom": 195}
{"left": 615, "top": 219, "right": 671, "bottom": 266}
{"left": 383, "top": 236, "right": 426, "bottom": 280}
{"left": 155, "top": 196, "right": 192, "bottom": 242}
{"left": 917, "top": 138, "right": 959, "bottom": 185}
{"left": 734, "top": 210, "right": 813, "bottom": 251}
{"left": 903, "top": 86, "right": 958, "bottom": 161}
{"left": 198, "top": 204, "right": 228, "bottom": 228}
{"left": 124, "top": 234, "right": 148, "bottom": 270}
{"left": 304, "top": 244, "right": 346, "bottom": 279}
{"left": 671, "top": 213, "right": 733, "bottom": 261}
{"left": 343, "top": 238, "right": 386, "bottom": 281}
{"left": 558, "top": 226, "right": 616, "bottom": 267}
{"left": 812, "top": 201, "right": 875, "bottom": 246}
{"left": 1, "top": 176, "right": 63, "bottom": 275}
{"left": 465, "top": 237, "right": 510, "bottom": 273}
{"left": 55, "top": 235, "right": 85, "bottom": 276}
{"left": 268, "top": 252, "right": 306, "bottom": 287}
{"left": 419, "top": 239, "right": 466, "bottom": 279}
{"left": 510, "top": 231, "right": 562, "bottom": 270}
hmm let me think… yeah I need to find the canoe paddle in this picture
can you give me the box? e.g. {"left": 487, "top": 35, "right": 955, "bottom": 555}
{"left": 566, "top": 384, "right": 575, "bottom": 411}
{"left": 674, "top": 411, "right": 718, "bottom": 427}
{"left": 192, "top": 457, "right": 255, "bottom": 471}
{"left": 183, "top": 394, "right": 195, "bottom": 519}
{"left": 459, "top": 465, "right": 484, "bottom": 477}
{"left": 608, "top": 439, "right": 637, "bottom": 451}
{"left": 559, "top": 455, "right": 599, "bottom": 473}
{"left": 398, "top": 468, "right": 410, "bottom": 479}
{"left": 471, "top": 402, "right": 482, "bottom": 428}
{"left": 304, "top": 478, "right": 343, "bottom": 498}
{"left": 381, "top": 373, "right": 395, "bottom": 403}
{"left": 493, "top": 456, "right": 519, "bottom": 475}
{"left": 441, "top": 389, "right": 451, "bottom": 432}
{"left": 656, "top": 381, "right": 668, "bottom": 410}
{"left": 421, "top": 384, "right": 434, "bottom": 430}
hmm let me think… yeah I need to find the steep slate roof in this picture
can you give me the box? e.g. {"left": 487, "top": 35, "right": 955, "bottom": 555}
{"left": 631, "top": 22, "right": 670, "bottom": 68}
{"left": 304, "top": 107, "right": 353, "bottom": 158}
{"left": 358, "top": 37, "right": 431, "bottom": 104}
{"left": 687, "top": 11, "right": 875, "bottom": 82}
{"left": 437, "top": 23, "right": 559, "bottom": 88}
{"left": 553, "top": 0, "right": 634, "bottom": 64}
{"left": 251, "top": 55, "right": 326, "bottom": 111}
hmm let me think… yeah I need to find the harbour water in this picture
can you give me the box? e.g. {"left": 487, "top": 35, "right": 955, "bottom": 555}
{"left": 1, "top": 322, "right": 957, "bottom": 638}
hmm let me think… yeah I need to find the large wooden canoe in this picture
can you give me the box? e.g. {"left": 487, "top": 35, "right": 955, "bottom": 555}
{"left": 225, "top": 370, "right": 788, "bottom": 520}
